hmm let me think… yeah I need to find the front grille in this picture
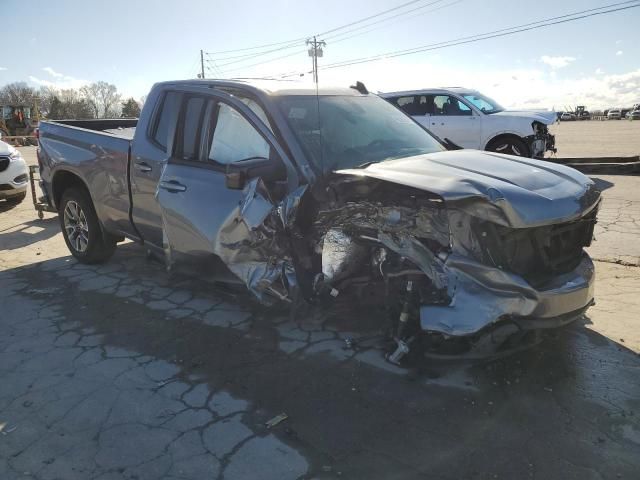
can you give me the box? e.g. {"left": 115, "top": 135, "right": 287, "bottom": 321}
{"left": 0, "top": 157, "right": 8, "bottom": 172}
{"left": 0, "top": 184, "right": 13, "bottom": 191}
{"left": 476, "top": 206, "right": 598, "bottom": 287}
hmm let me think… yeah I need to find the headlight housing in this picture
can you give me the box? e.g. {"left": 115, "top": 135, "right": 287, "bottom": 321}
{"left": 8, "top": 149, "right": 22, "bottom": 162}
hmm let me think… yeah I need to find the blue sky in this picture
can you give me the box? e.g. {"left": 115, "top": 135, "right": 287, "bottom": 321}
{"left": 1, "top": 0, "right": 638, "bottom": 109}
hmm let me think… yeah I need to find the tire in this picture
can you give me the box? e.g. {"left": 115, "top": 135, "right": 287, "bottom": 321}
{"left": 59, "top": 187, "right": 117, "bottom": 264}
{"left": 487, "top": 136, "right": 529, "bottom": 157}
{"left": 5, "top": 192, "right": 27, "bottom": 205}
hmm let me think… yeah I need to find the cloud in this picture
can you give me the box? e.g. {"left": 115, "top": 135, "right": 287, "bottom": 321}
{"left": 616, "top": 50, "right": 623, "bottom": 56}
{"left": 595, "top": 68, "right": 604, "bottom": 74}
{"left": 29, "top": 67, "right": 88, "bottom": 89}
{"left": 616, "top": 39, "right": 623, "bottom": 45}
{"left": 43, "top": 67, "right": 64, "bottom": 78}
{"left": 29, "top": 74, "right": 87, "bottom": 90}
{"left": 0, "top": 67, "right": 7, "bottom": 71}
{"left": 540, "top": 55, "right": 576, "bottom": 69}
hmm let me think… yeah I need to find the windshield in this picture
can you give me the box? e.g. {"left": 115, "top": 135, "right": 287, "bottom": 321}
{"left": 461, "top": 93, "right": 504, "bottom": 114}
{"left": 276, "top": 95, "right": 444, "bottom": 173}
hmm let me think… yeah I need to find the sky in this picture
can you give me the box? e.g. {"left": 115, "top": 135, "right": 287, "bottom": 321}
{"left": 1, "top": 0, "right": 638, "bottom": 110}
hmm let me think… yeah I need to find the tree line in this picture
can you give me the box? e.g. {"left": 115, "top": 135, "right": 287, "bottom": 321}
{"left": 0, "top": 81, "right": 142, "bottom": 119}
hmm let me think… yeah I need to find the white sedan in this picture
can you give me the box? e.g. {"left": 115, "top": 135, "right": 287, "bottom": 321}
{"left": 0, "top": 140, "right": 29, "bottom": 205}
{"left": 381, "top": 88, "right": 557, "bottom": 158}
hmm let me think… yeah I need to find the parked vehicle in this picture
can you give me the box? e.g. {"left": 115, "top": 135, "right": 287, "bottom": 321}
{"left": 608, "top": 109, "right": 622, "bottom": 120}
{"left": 0, "top": 139, "right": 28, "bottom": 205}
{"left": 627, "top": 109, "right": 640, "bottom": 120}
{"left": 37, "top": 80, "right": 600, "bottom": 359}
{"left": 381, "top": 88, "right": 556, "bottom": 158}
{"left": 574, "top": 106, "right": 591, "bottom": 120}
{"left": 560, "top": 112, "right": 576, "bottom": 121}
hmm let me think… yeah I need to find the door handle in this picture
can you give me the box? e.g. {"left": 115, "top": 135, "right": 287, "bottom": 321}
{"left": 159, "top": 180, "right": 187, "bottom": 193}
{"left": 135, "top": 161, "right": 152, "bottom": 173}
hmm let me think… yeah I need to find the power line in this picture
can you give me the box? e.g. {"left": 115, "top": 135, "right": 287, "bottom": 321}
{"left": 203, "top": 0, "right": 438, "bottom": 62}
{"left": 281, "top": 1, "right": 639, "bottom": 75}
{"left": 323, "top": 0, "right": 449, "bottom": 42}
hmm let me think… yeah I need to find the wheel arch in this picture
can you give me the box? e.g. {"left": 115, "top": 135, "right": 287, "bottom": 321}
{"left": 484, "top": 133, "right": 530, "bottom": 156}
{"left": 51, "top": 169, "right": 93, "bottom": 211}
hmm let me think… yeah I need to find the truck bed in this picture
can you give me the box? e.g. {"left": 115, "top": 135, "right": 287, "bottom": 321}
{"left": 38, "top": 119, "right": 136, "bottom": 237}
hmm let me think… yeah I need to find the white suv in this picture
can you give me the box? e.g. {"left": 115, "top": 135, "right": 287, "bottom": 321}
{"left": 0, "top": 140, "right": 28, "bottom": 205}
{"left": 381, "top": 88, "right": 557, "bottom": 158}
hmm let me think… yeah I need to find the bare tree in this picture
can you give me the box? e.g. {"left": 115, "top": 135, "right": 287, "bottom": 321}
{"left": 80, "top": 81, "right": 122, "bottom": 118}
{"left": 0, "top": 82, "right": 36, "bottom": 105}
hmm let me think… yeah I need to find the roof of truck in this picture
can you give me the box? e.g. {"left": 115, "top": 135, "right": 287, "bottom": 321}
{"left": 157, "top": 79, "right": 368, "bottom": 97}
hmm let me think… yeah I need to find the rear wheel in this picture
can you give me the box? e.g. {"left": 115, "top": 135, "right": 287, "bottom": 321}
{"left": 487, "top": 136, "right": 529, "bottom": 157}
{"left": 59, "top": 188, "right": 116, "bottom": 263}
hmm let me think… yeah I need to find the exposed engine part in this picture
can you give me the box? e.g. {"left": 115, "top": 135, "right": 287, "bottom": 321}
{"left": 396, "top": 280, "right": 414, "bottom": 340}
{"left": 386, "top": 337, "right": 413, "bottom": 365}
{"left": 321, "top": 228, "right": 368, "bottom": 282}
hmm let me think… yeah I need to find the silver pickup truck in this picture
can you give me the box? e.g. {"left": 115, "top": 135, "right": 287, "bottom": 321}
{"left": 38, "top": 79, "right": 600, "bottom": 359}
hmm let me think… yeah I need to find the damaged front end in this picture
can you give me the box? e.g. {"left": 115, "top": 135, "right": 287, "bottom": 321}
{"left": 210, "top": 155, "right": 600, "bottom": 362}
{"left": 527, "top": 121, "right": 556, "bottom": 158}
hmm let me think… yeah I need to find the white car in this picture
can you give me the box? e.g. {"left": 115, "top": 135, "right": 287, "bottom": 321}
{"left": 607, "top": 109, "right": 622, "bottom": 120}
{"left": 560, "top": 112, "right": 576, "bottom": 121}
{"left": 0, "top": 140, "right": 28, "bottom": 205}
{"left": 381, "top": 88, "right": 557, "bottom": 158}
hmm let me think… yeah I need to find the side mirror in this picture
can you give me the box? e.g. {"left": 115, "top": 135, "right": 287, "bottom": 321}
{"left": 224, "top": 155, "right": 287, "bottom": 190}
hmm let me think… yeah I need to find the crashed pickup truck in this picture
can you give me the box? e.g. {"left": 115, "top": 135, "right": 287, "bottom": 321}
{"left": 37, "top": 80, "right": 600, "bottom": 360}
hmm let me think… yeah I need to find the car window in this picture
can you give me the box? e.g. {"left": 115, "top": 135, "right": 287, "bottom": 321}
{"left": 209, "top": 103, "right": 270, "bottom": 165}
{"left": 177, "top": 96, "right": 207, "bottom": 161}
{"left": 392, "top": 96, "right": 431, "bottom": 116}
{"left": 433, "top": 95, "right": 472, "bottom": 116}
{"left": 152, "top": 91, "right": 180, "bottom": 150}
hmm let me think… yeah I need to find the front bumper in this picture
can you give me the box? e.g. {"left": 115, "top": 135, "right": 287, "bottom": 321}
{"left": 0, "top": 157, "right": 28, "bottom": 199}
{"left": 419, "top": 253, "right": 595, "bottom": 336}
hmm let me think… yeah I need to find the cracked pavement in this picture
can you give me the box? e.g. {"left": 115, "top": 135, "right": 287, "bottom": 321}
{"left": 0, "top": 148, "right": 639, "bottom": 479}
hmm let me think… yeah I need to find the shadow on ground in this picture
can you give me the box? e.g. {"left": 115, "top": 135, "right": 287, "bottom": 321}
{"left": 0, "top": 217, "right": 59, "bottom": 250}
{"left": 1, "top": 243, "right": 639, "bottom": 479}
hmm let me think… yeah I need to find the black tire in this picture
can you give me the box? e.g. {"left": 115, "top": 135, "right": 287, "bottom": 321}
{"left": 487, "top": 136, "right": 529, "bottom": 157}
{"left": 5, "top": 192, "right": 27, "bottom": 205}
{"left": 59, "top": 187, "right": 116, "bottom": 264}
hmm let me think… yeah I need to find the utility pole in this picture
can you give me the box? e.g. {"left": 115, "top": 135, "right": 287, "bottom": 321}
{"left": 200, "top": 49, "right": 205, "bottom": 79}
{"left": 306, "top": 36, "right": 326, "bottom": 84}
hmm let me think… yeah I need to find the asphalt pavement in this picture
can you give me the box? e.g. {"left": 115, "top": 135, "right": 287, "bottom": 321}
{"left": 0, "top": 147, "right": 638, "bottom": 479}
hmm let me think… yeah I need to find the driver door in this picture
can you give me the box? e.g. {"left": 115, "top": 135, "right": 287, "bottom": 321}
{"left": 155, "top": 91, "right": 283, "bottom": 276}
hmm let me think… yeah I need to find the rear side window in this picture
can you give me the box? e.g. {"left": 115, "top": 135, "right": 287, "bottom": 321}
{"left": 178, "top": 97, "right": 206, "bottom": 160}
{"left": 152, "top": 91, "right": 180, "bottom": 150}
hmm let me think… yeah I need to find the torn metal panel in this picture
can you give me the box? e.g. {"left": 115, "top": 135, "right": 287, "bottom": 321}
{"left": 211, "top": 179, "right": 294, "bottom": 302}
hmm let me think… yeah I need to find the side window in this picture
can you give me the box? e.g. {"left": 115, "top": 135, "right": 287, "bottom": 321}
{"left": 209, "top": 103, "right": 270, "bottom": 165}
{"left": 393, "top": 96, "right": 422, "bottom": 116}
{"left": 177, "top": 96, "right": 206, "bottom": 161}
{"left": 151, "top": 91, "right": 180, "bottom": 150}
{"left": 433, "top": 95, "right": 472, "bottom": 116}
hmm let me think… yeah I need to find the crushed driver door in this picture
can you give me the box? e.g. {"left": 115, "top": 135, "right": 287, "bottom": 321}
{"left": 155, "top": 87, "right": 298, "bottom": 292}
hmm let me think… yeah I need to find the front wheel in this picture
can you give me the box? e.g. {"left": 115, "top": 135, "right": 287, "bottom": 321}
{"left": 59, "top": 188, "right": 116, "bottom": 264}
{"left": 487, "top": 137, "right": 529, "bottom": 157}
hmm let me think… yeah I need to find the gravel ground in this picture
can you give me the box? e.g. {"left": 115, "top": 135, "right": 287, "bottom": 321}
{"left": 549, "top": 120, "right": 640, "bottom": 158}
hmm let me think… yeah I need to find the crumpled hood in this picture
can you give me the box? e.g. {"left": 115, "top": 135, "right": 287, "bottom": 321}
{"left": 336, "top": 150, "right": 600, "bottom": 228}
{"left": 492, "top": 109, "right": 557, "bottom": 125}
